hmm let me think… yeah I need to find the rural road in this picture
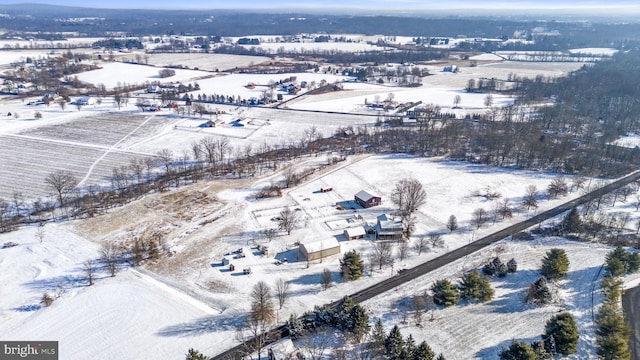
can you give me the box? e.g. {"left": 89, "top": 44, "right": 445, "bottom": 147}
{"left": 622, "top": 284, "right": 640, "bottom": 359}
{"left": 211, "top": 169, "right": 640, "bottom": 360}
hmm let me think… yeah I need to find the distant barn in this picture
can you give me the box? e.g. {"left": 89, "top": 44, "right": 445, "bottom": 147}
{"left": 354, "top": 190, "right": 381, "bottom": 208}
{"left": 299, "top": 238, "right": 340, "bottom": 261}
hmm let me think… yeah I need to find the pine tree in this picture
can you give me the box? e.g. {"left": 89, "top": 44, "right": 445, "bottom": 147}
{"left": 526, "top": 276, "right": 553, "bottom": 305}
{"left": 340, "top": 250, "right": 364, "bottom": 280}
{"left": 562, "top": 207, "right": 582, "bottom": 233}
{"left": 507, "top": 258, "right": 518, "bottom": 273}
{"left": 596, "top": 301, "right": 631, "bottom": 360}
{"left": 350, "top": 304, "right": 370, "bottom": 341}
{"left": 459, "top": 270, "right": 494, "bottom": 303}
{"left": 287, "top": 313, "right": 304, "bottom": 339}
{"left": 544, "top": 312, "right": 579, "bottom": 355}
{"left": 499, "top": 340, "right": 537, "bottom": 360}
{"left": 334, "top": 296, "right": 355, "bottom": 329}
{"left": 384, "top": 325, "right": 405, "bottom": 360}
{"left": 405, "top": 334, "right": 417, "bottom": 359}
{"left": 431, "top": 279, "right": 458, "bottom": 307}
{"left": 370, "top": 318, "right": 386, "bottom": 355}
{"left": 413, "top": 341, "right": 435, "bottom": 360}
{"left": 185, "top": 348, "right": 207, "bottom": 360}
{"left": 541, "top": 248, "right": 570, "bottom": 281}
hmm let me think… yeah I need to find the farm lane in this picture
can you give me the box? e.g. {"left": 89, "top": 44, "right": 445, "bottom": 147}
{"left": 622, "top": 284, "right": 640, "bottom": 360}
{"left": 211, "top": 169, "right": 640, "bottom": 360}
{"left": 78, "top": 114, "right": 157, "bottom": 187}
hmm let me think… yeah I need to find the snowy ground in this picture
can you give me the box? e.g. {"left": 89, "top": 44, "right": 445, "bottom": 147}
{"left": 4, "top": 150, "right": 636, "bottom": 359}
{"left": 0, "top": 47, "right": 632, "bottom": 359}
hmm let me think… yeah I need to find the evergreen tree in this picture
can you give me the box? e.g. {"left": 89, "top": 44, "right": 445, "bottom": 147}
{"left": 431, "top": 279, "right": 458, "bottom": 307}
{"left": 350, "top": 304, "right": 370, "bottom": 341}
{"left": 605, "top": 246, "right": 640, "bottom": 276}
{"left": 507, "top": 258, "right": 518, "bottom": 273}
{"left": 541, "top": 248, "right": 570, "bottom": 281}
{"left": 606, "top": 256, "right": 626, "bottom": 278}
{"left": 287, "top": 313, "right": 304, "bottom": 339}
{"left": 384, "top": 325, "right": 405, "bottom": 360}
{"left": 435, "top": 354, "right": 446, "bottom": 360}
{"left": 596, "top": 302, "right": 631, "bottom": 360}
{"left": 562, "top": 207, "right": 582, "bottom": 233}
{"left": 340, "top": 250, "right": 364, "bottom": 280}
{"left": 627, "top": 252, "right": 640, "bottom": 273}
{"left": 544, "top": 312, "right": 579, "bottom": 355}
{"left": 531, "top": 340, "right": 549, "bottom": 359}
{"left": 185, "top": 348, "right": 207, "bottom": 360}
{"left": 498, "top": 340, "right": 537, "bottom": 360}
{"left": 544, "top": 334, "right": 556, "bottom": 356}
{"left": 526, "top": 276, "right": 553, "bottom": 305}
{"left": 459, "top": 270, "right": 494, "bottom": 302}
{"left": 405, "top": 334, "right": 417, "bottom": 359}
{"left": 413, "top": 341, "right": 435, "bottom": 360}
{"left": 370, "top": 318, "right": 386, "bottom": 356}
{"left": 334, "top": 296, "right": 355, "bottom": 329}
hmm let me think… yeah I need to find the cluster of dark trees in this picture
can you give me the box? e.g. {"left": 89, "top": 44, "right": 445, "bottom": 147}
{"left": 499, "top": 312, "right": 579, "bottom": 359}
{"left": 2, "top": 4, "right": 640, "bottom": 51}
{"left": 91, "top": 38, "right": 143, "bottom": 49}
{"left": 597, "top": 247, "right": 636, "bottom": 359}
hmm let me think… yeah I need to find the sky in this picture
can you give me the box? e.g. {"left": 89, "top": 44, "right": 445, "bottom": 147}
{"left": 0, "top": 0, "right": 639, "bottom": 10}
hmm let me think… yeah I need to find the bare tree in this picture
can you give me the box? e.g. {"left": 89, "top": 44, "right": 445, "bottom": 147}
{"left": 45, "top": 170, "right": 78, "bottom": 212}
{"left": 321, "top": 268, "right": 333, "bottom": 290}
{"left": 263, "top": 228, "right": 277, "bottom": 242}
{"left": 156, "top": 148, "right": 173, "bottom": 175}
{"left": 547, "top": 177, "right": 568, "bottom": 198}
{"left": 429, "top": 234, "right": 444, "bottom": 248}
{"left": 390, "top": 178, "right": 426, "bottom": 215}
{"left": 301, "top": 330, "right": 333, "bottom": 360}
{"left": 250, "top": 281, "right": 275, "bottom": 324}
{"left": 453, "top": 94, "right": 462, "bottom": 109}
{"left": 472, "top": 208, "right": 488, "bottom": 229}
{"left": 522, "top": 185, "right": 539, "bottom": 210}
{"left": 398, "top": 240, "right": 409, "bottom": 262}
{"left": 36, "top": 226, "right": 45, "bottom": 244}
{"left": 446, "top": 214, "right": 458, "bottom": 232}
{"left": 101, "top": 243, "right": 120, "bottom": 277}
{"left": 415, "top": 235, "right": 429, "bottom": 255}
{"left": 496, "top": 199, "right": 513, "bottom": 220}
{"left": 369, "top": 241, "right": 394, "bottom": 270}
{"left": 274, "top": 278, "right": 290, "bottom": 309}
{"left": 277, "top": 207, "right": 300, "bottom": 235}
{"left": 40, "top": 293, "right": 54, "bottom": 307}
{"left": 84, "top": 260, "right": 95, "bottom": 286}
{"left": 283, "top": 167, "right": 299, "bottom": 188}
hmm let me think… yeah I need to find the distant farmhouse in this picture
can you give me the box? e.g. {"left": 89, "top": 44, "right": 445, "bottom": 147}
{"left": 299, "top": 238, "right": 340, "bottom": 261}
{"left": 354, "top": 190, "right": 381, "bottom": 208}
{"left": 375, "top": 214, "right": 404, "bottom": 240}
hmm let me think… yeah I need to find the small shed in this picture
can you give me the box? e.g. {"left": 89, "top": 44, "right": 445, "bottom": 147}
{"left": 354, "top": 190, "right": 381, "bottom": 208}
{"left": 299, "top": 238, "right": 341, "bottom": 261}
{"left": 76, "top": 96, "right": 95, "bottom": 105}
{"left": 221, "top": 258, "right": 230, "bottom": 266}
{"left": 344, "top": 226, "right": 366, "bottom": 240}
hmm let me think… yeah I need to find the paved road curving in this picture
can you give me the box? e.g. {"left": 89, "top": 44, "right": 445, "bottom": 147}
{"left": 212, "top": 170, "right": 640, "bottom": 360}
{"left": 622, "top": 284, "right": 640, "bottom": 359}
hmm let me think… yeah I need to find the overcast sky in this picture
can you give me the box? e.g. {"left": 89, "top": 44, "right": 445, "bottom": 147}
{"left": 0, "top": 0, "right": 639, "bottom": 10}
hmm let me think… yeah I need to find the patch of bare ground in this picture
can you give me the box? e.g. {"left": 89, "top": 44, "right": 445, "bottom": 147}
{"left": 72, "top": 178, "right": 253, "bottom": 290}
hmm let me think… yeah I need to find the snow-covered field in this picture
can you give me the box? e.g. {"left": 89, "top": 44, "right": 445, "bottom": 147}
{"left": 1, "top": 46, "right": 634, "bottom": 359}
{"left": 2, "top": 151, "right": 638, "bottom": 359}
